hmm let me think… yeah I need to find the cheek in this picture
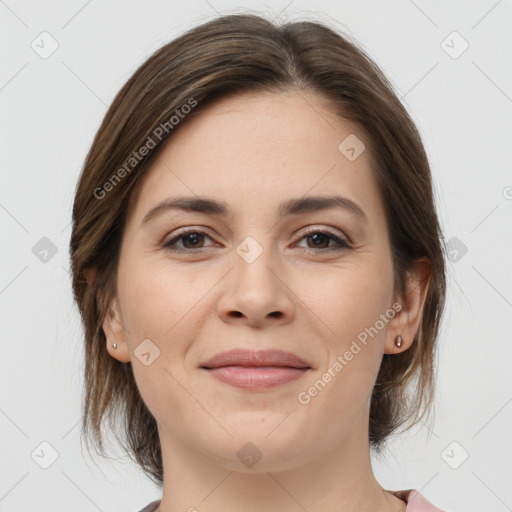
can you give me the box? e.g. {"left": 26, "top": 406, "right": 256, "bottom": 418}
{"left": 117, "top": 257, "right": 220, "bottom": 394}
{"left": 294, "top": 259, "right": 392, "bottom": 350}
{"left": 118, "top": 255, "right": 209, "bottom": 342}
{"left": 301, "top": 260, "right": 393, "bottom": 419}
{"left": 117, "top": 262, "right": 202, "bottom": 426}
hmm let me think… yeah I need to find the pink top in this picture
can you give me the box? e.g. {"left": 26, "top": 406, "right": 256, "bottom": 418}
{"left": 388, "top": 489, "right": 446, "bottom": 511}
{"left": 138, "top": 489, "right": 446, "bottom": 511}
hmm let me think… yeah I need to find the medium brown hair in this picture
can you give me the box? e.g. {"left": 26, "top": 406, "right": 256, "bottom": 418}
{"left": 70, "top": 13, "right": 446, "bottom": 485}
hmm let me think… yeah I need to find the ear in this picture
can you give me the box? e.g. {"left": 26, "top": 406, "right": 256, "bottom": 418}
{"left": 384, "top": 257, "right": 431, "bottom": 354}
{"left": 84, "top": 267, "right": 131, "bottom": 363}
{"left": 102, "top": 296, "right": 131, "bottom": 363}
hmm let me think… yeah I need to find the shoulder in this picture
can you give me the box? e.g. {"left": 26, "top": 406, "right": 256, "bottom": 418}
{"left": 136, "top": 499, "right": 161, "bottom": 512}
{"left": 388, "top": 489, "right": 447, "bottom": 511}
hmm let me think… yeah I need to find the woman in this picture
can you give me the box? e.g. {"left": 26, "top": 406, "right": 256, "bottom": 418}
{"left": 70, "top": 13, "right": 448, "bottom": 512}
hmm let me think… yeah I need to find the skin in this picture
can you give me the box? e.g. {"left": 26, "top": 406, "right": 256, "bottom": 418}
{"left": 93, "top": 89, "right": 430, "bottom": 511}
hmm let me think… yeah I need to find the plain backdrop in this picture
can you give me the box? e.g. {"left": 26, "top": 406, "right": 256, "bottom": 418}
{"left": 1, "top": 1, "right": 511, "bottom": 511}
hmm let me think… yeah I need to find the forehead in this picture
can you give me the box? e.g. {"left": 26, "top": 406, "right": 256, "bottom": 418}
{"left": 126, "top": 89, "right": 385, "bottom": 228}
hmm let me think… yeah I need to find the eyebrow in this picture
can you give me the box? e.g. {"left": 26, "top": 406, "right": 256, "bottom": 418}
{"left": 140, "top": 194, "right": 368, "bottom": 227}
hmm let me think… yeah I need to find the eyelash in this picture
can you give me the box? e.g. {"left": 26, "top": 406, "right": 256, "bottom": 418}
{"left": 163, "top": 227, "right": 352, "bottom": 254}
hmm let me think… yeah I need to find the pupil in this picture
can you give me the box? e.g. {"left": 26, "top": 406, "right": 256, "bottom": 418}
{"left": 311, "top": 233, "right": 327, "bottom": 247}
{"left": 186, "top": 233, "right": 201, "bottom": 247}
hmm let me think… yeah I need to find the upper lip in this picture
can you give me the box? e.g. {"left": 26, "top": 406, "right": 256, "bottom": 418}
{"left": 200, "top": 349, "right": 311, "bottom": 369}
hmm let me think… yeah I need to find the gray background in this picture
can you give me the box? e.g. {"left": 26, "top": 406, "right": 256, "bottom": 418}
{"left": 1, "top": 0, "right": 511, "bottom": 511}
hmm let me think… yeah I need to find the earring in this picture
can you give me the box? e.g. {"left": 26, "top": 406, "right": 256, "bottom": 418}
{"left": 112, "top": 343, "right": 117, "bottom": 349}
{"left": 394, "top": 335, "right": 403, "bottom": 348}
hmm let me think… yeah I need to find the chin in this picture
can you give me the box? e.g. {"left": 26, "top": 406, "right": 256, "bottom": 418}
{"left": 194, "top": 424, "right": 307, "bottom": 472}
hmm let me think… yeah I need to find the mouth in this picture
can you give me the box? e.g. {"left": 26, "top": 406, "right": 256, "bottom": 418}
{"left": 200, "top": 349, "right": 312, "bottom": 390}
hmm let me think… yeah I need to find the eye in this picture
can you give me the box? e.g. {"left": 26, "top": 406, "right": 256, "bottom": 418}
{"left": 295, "top": 228, "right": 352, "bottom": 252}
{"left": 163, "top": 228, "right": 216, "bottom": 252}
{"left": 163, "top": 227, "right": 352, "bottom": 253}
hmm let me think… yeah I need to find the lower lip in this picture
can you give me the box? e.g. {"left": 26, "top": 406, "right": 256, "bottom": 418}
{"left": 204, "top": 366, "right": 310, "bottom": 389}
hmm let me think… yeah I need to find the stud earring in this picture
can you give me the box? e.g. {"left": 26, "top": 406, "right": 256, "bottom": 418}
{"left": 394, "top": 335, "right": 403, "bottom": 348}
{"left": 112, "top": 343, "right": 117, "bottom": 349}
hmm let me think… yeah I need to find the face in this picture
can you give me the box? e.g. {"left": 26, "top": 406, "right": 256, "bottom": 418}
{"left": 103, "top": 89, "right": 420, "bottom": 472}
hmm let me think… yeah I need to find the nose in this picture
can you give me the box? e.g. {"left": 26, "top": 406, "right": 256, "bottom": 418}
{"left": 215, "top": 241, "right": 296, "bottom": 328}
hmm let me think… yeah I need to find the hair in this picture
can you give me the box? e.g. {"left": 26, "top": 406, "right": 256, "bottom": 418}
{"left": 70, "top": 12, "right": 446, "bottom": 485}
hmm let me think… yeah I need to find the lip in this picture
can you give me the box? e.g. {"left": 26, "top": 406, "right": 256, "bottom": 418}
{"left": 205, "top": 366, "right": 310, "bottom": 389}
{"left": 200, "top": 349, "right": 312, "bottom": 390}
{"left": 200, "top": 349, "right": 311, "bottom": 369}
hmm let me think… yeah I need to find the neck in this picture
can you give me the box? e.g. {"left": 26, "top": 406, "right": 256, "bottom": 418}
{"left": 156, "top": 413, "right": 406, "bottom": 512}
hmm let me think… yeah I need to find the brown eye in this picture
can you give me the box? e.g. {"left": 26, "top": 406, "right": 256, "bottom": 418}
{"left": 297, "top": 230, "right": 351, "bottom": 252}
{"left": 306, "top": 232, "right": 331, "bottom": 249}
{"left": 163, "top": 228, "right": 351, "bottom": 254}
{"left": 164, "top": 229, "right": 214, "bottom": 252}
{"left": 180, "top": 232, "right": 206, "bottom": 249}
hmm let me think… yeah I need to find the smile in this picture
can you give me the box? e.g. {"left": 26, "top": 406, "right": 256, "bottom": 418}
{"left": 203, "top": 365, "right": 310, "bottom": 390}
